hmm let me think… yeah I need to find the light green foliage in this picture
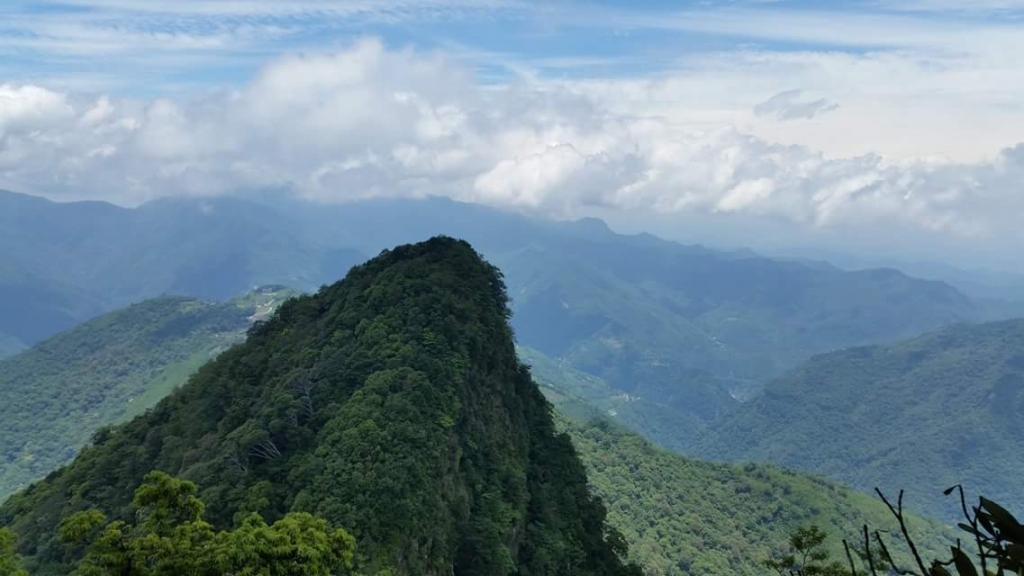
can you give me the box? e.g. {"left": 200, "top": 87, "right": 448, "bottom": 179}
{"left": 764, "top": 526, "right": 855, "bottom": 576}
{"left": 702, "top": 319, "right": 1024, "bottom": 520}
{"left": 131, "top": 471, "right": 206, "bottom": 533}
{"left": 0, "top": 289, "right": 294, "bottom": 500}
{"left": 223, "top": 512, "right": 356, "bottom": 576}
{"left": 564, "top": 419, "right": 954, "bottom": 576}
{"left": 1, "top": 238, "right": 639, "bottom": 576}
{"left": 57, "top": 510, "right": 107, "bottom": 545}
{"left": 58, "top": 472, "right": 355, "bottom": 576}
{"left": 0, "top": 528, "right": 26, "bottom": 576}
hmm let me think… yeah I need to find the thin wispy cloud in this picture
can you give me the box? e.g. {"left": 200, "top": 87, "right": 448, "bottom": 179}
{"left": 1, "top": 1, "right": 1024, "bottom": 270}
{"left": 873, "top": 0, "right": 1024, "bottom": 14}
{"left": 754, "top": 90, "right": 838, "bottom": 121}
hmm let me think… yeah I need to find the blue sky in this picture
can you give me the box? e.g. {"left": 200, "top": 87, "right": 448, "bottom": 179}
{"left": 2, "top": 1, "right": 1024, "bottom": 270}
{"left": 5, "top": 0, "right": 1024, "bottom": 93}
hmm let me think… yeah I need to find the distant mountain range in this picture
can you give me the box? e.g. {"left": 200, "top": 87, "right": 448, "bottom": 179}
{"left": 771, "top": 248, "right": 1024, "bottom": 303}
{"left": 2, "top": 189, "right": 1010, "bottom": 428}
{"left": 699, "top": 318, "right": 1024, "bottom": 521}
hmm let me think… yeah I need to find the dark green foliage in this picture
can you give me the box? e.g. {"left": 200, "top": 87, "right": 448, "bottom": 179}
{"left": 701, "top": 319, "right": 1024, "bottom": 520}
{"left": 1, "top": 237, "right": 638, "bottom": 576}
{"left": 564, "top": 419, "right": 954, "bottom": 576}
{"left": 57, "top": 471, "right": 356, "bottom": 576}
{"left": 0, "top": 290, "right": 293, "bottom": 500}
{"left": 944, "top": 492, "right": 1024, "bottom": 576}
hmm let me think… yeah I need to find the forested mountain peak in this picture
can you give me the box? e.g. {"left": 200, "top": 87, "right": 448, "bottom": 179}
{"left": 1, "top": 237, "right": 639, "bottom": 576}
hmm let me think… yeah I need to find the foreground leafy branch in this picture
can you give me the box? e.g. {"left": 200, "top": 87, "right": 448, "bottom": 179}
{"left": 57, "top": 471, "right": 356, "bottom": 576}
{"left": 770, "top": 488, "right": 1024, "bottom": 576}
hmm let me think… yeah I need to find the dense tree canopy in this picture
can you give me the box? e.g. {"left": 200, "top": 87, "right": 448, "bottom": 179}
{"left": 563, "top": 419, "right": 954, "bottom": 576}
{"left": 55, "top": 472, "right": 355, "bottom": 576}
{"left": 701, "top": 319, "right": 1024, "bottom": 520}
{"left": 1, "top": 237, "right": 639, "bottom": 576}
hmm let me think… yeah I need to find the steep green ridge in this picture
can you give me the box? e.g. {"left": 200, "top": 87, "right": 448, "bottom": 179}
{"left": 0, "top": 288, "right": 295, "bottom": 500}
{"left": 1, "top": 238, "right": 638, "bottom": 576}
{"left": 566, "top": 419, "right": 954, "bottom": 576}
{"left": 700, "top": 318, "right": 1024, "bottom": 521}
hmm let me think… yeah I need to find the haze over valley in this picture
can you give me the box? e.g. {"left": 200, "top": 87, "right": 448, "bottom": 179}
{"left": 2, "top": 1, "right": 1023, "bottom": 575}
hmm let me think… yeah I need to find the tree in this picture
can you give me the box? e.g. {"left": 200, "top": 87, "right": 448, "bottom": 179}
{"left": 58, "top": 471, "right": 356, "bottom": 576}
{"left": 0, "top": 528, "right": 27, "bottom": 576}
{"left": 770, "top": 488, "right": 1024, "bottom": 576}
{"left": 219, "top": 512, "right": 357, "bottom": 576}
{"left": 765, "top": 526, "right": 851, "bottom": 576}
{"left": 862, "top": 487, "right": 1024, "bottom": 576}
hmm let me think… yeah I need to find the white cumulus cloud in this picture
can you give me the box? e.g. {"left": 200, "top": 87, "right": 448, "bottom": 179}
{"left": 1, "top": 39, "right": 1023, "bottom": 270}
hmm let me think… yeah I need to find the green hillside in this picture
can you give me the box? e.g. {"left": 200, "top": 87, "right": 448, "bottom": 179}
{"left": 700, "top": 318, "right": 1024, "bottom": 521}
{"left": 493, "top": 234, "right": 978, "bottom": 398}
{"left": 566, "top": 419, "right": 954, "bottom": 576}
{"left": 0, "top": 288, "right": 295, "bottom": 500}
{"left": 528, "top": 345, "right": 955, "bottom": 575}
{"left": 522, "top": 346, "right": 714, "bottom": 453}
{"left": 0, "top": 238, "right": 638, "bottom": 576}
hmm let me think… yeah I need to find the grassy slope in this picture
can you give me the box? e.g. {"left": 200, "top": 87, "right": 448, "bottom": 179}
{"left": 0, "top": 288, "right": 295, "bottom": 499}
{"left": 566, "top": 419, "right": 955, "bottom": 576}
{"left": 700, "top": 318, "right": 1024, "bottom": 521}
{"left": 530, "top": 345, "right": 954, "bottom": 576}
